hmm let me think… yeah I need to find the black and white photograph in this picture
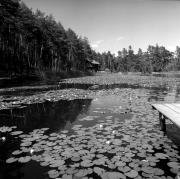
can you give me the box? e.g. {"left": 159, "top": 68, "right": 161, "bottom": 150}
{"left": 0, "top": 0, "right": 180, "bottom": 178}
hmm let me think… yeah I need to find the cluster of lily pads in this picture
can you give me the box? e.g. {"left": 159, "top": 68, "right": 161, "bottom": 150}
{"left": 1, "top": 74, "right": 180, "bottom": 179}
{"left": 0, "top": 73, "right": 179, "bottom": 110}
{"left": 0, "top": 88, "right": 95, "bottom": 110}
{"left": 3, "top": 117, "right": 180, "bottom": 179}
{"left": 0, "top": 87, "right": 143, "bottom": 110}
{"left": 1, "top": 87, "right": 179, "bottom": 179}
{"left": 0, "top": 86, "right": 162, "bottom": 111}
{"left": 61, "top": 74, "right": 179, "bottom": 89}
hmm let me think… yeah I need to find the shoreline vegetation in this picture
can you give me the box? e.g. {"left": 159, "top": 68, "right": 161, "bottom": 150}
{"left": 1, "top": 0, "right": 180, "bottom": 87}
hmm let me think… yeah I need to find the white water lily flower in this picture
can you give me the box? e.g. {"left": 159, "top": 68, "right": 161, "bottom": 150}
{"left": 1, "top": 137, "right": 6, "bottom": 141}
{"left": 99, "top": 124, "right": 103, "bottom": 128}
{"left": 30, "top": 148, "right": 34, "bottom": 154}
{"left": 106, "top": 140, "right": 110, "bottom": 144}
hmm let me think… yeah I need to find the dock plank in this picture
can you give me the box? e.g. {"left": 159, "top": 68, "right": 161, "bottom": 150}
{"left": 152, "top": 103, "right": 180, "bottom": 129}
{"left": 164, "top": 104, "right": 180, "bottom": 115}
{"left": 172, "top": 103, "right": 180, "bottom": 110}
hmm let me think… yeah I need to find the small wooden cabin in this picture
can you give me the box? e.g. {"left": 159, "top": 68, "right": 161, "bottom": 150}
{"left": 86, "top": 59, "right": 100, "bottom": 72}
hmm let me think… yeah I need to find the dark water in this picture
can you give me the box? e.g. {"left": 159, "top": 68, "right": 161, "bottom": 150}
{"left": 0, "top": 99, "right": 92, "bottom": 133}
{"left": 0, "top": 99, "right": 92, "bottom": 179}
{"left": 1, "top": 77, "right": 180, "bottom": 178}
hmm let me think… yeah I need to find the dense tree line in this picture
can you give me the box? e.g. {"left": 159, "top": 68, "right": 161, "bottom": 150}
{"left": 99, "top": 45, "right": 180, "bottom": 73}
{"left": 1, "top": 0, "right": 180, "bottom": 79}
{"left": 0, "top": 0, "right": 97, "bottom": 78}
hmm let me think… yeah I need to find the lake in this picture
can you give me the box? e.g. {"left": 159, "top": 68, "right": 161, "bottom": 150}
{"left": 0, "top": 73, "right": 180, "bottom": 179}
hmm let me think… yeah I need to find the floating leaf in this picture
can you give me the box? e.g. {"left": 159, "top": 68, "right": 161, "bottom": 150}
{"left": 153, "top": 168, "right": 164, "bottom": 176}
{"left": 155, "top": 153, "right": 168, "bottom": 159}
{"left": 62, "top": 174, "right": 72, "bottom": 179}
{"left": 18, "top": 156, "right": 31, "bottom": 163}
{"left": 11, "top": 131, "right": 23, "bottom": 135}
{"left": 0, "top": 126, "right": 13, "bottom": 133}
{"left": 81, "top": 160, "right": 93, "bottom": 167}
{"left": 21, "top": 142, "right": 32, "bottom": 147}
{"left": 115, "top": 161, "right": 126, "bottom": 167}
{"left": 106, "top": 172, "right": 126, "bottom": 179}
{"left": 12, "top": 150, "right": 22, "bottom": 155}
{"left": 71, "top": 156, "right": 80, "bottom": 162}
{"left": 48, "top": 170, "right": 59, "bottom": 178}
{"left": 6, "top": 157, "right": 17, "bottom": 163}
{"left": 167, "top": 162, "right": 180, "bottom": 169}
{"left": 125, "top": 170, "right": 138, "bottom": 178}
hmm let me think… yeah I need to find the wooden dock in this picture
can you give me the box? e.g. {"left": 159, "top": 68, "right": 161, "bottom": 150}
{"left": 152, "top": 103, "right": 180, "bottom": 132}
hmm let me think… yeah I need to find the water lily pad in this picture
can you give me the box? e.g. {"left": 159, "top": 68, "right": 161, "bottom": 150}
{"left": 153, "top": 168, "right": 164, "bottom": 176}
{"left": 115, "top": 161, "right": 126, "bottom": 167}
{"left": 81, "top": 160, "right": 93, "bottom": 167}
{"left": 75, "top": 169, "right": 87, "bottom": 177}
{"left": 12, "top": 150, "right": 22, "bottom": 155}
{"left": 141, "top": 167, "right": 154, "bottom": 174}
{"left": 18, "top": 156, "right": 31, "bottom": 163}
{"left": 62, "top": 174, "right": 72, "bottom": 179}
{"left": 155, "top": 153, "right": 168, "bottom": 159}
{"left": 125, "top": 170, "right": 138, "bottom": 178}
{"left": 94, "top": 167, "right": 105, "bottom": 176}
{"left": 167, "top": 162, "right": 180, "bottom": 169}
{"left": 11, "top": 131, "right": 23, "bottom": 135}
{"left": 21, "top": 142, "right": 32, "bottom": 147}
{"left": 106, "top": 172, "right": 126, "bottom": 179}
{"left": 71, "top": 156, "right": 80, "bottom": 162}
{"left": 48, "top": 170, "right": 59, "bottom": 178}
{"left": 40, "top": 161, "right": 49, "bottom": 166}
{"left": 0, "top": 126, "right": 13, "bottom": 132}
{"left": 6, "top": 157, "right": 17, "bottom": 163}
{"left": 53, "top": 160, "right": 65, "bottom": 166}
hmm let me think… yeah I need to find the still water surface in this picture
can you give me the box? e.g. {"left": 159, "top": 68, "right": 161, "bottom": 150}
{"left": 0, "top": 75, "right": 180, "bottom": 179}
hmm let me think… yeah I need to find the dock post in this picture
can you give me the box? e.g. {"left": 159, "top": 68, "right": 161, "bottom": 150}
{"left": 162, "top": 116, "right": 166, "bottom": 133}
{"left": 159, "top": 112, "right": 162, "bottom": 125}
{"left": 159, "top": 112, "right": 166, "bottom": 132}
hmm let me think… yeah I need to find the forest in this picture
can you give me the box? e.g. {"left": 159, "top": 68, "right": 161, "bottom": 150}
{"left": 1, "top": 0, "right": 180, "bottom": 80}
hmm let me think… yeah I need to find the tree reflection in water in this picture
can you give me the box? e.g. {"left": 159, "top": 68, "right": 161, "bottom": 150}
{"left": 0, "top": 99, "right": 92, "bottom": 133}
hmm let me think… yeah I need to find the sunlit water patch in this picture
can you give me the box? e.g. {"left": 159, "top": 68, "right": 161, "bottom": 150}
{"left": 1, "top": 79, "right": 180, "bottom": 178}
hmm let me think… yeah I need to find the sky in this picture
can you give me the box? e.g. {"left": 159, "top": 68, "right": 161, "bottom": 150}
{"left": 23, "top": 0, "right": 180, "bottom": 55}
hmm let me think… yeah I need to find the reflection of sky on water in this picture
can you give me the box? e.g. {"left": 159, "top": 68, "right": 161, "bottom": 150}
{"left": 91, "top": 95, "right": 125, "bottom": 108}
{"left": 148, "top": 85, "right": 180, "bottom": 103}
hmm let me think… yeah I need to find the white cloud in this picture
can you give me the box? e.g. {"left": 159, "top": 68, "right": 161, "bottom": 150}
{"left": 91, "top": 40, "right": 104, "bottom": 48}
{"left": 167, "top": 45, "right": 176, "bottom": 52}
{"left": 112, "top": 51, "right": 118, "bottom": 57}
{"left": 117, "top": 36, "right": 125, "bottom": 41}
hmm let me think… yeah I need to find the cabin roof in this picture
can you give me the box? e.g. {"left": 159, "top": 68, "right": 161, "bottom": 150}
{"left": 86, "top": 59, "right": 100, "bottom": 65}
{"left": 91, "top": 60, "right": 100, "bottom": 65}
